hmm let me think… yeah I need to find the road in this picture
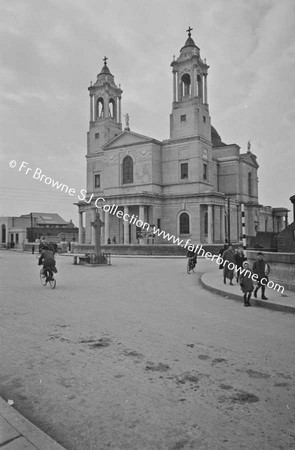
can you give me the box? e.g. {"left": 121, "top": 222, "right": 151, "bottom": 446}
{"left": 0, "top": 251, "right": 294, "bottom": 450}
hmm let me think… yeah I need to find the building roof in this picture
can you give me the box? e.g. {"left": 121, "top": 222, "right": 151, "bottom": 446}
{"left": 103, "top": 129, "right": 162, "bottom": 150}
{"left": 99, "top": 64, "right": 111, "bottom": 75}
{"left": 184, "top": 36, "right": 196, "bottom": 47}
{"left": 21, "top": 212, "right": 68, "bottom": 225}
{"left": 211, "top": 126, "right": 226, "bottom": 147}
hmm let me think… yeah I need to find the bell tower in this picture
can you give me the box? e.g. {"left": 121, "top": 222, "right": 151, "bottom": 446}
{"left": 170, "top": 28, "right": 211, "bottom": 141}
{"left": 87, "top": 57, "right": 123, "bottom": 155}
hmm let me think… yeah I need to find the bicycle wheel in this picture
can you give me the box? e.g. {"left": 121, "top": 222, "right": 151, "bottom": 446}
{"left": 40, "top": 269, "right": 47, "bottom": 286}
{"left": 49, "top": 278, "right": 56, "bottom": 289}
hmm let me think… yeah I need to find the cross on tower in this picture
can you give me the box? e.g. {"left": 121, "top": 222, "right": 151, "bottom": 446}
{"left": 186, "top": 26, "right": 193, "bottom": 37}
{"left": 103, "top": 56, "right": 108, "bottom": 66}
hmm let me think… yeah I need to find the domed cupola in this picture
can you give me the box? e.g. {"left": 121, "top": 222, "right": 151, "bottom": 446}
{"left": 87, "top": 56, "right": 123, "bottom": 150}
{"left": 179, "top": 27, "right": 200, "bottom": 58}
{"left": 96, "top": 56, "right": 114, "bottom": 84}
{"left": 169, "top": 28, "right": 211, "bottom": 141}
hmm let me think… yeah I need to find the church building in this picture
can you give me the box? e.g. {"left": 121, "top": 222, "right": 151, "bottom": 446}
{"left": 77, "top": 29, "right": 288, "bottom": 246}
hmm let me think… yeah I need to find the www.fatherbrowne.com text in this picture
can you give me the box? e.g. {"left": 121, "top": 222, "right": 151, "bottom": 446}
{"left": 9, "top": 159, "right": 284, "bottom": 294}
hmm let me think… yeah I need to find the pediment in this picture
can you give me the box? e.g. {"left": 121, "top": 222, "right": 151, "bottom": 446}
{"left": 103, "top": 130, "right": 160, "bottom": 150}
{"left": 240, "top": 152, "right": 259, "bottom": 168}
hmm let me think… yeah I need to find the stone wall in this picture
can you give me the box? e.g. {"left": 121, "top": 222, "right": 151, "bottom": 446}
{"left": 277, "top": 222, "right": 295, "bottom": 253}
{"left": 246, "top": 250, "right": 295, "bottom": 292}
{"left": 70, "top": 243, "right": 228, "bottom": 257}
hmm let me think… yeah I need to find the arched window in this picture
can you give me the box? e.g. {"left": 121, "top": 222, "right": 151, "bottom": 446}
{"left": 179, "top": 212, "right": 190, "bottom": 234}
{"left": 97, "top": 97, "right": 104, "bottom": 119}
{"left": 109, "top": 98, "right": 116, "bottom": 120}
{"left": 248, "top": 172, "right": 252, "bottom": 196}
{"left": 1, "top": 224, "right": 6, "bottom": 243}
{"left": 122, "top": 156, "right": 133, "bottom": 184}
{"left": 181, "top": 74, "right": 191, "bottom": 97}
{"left": 197, "top": 74, "right": 202, "bottom": 99}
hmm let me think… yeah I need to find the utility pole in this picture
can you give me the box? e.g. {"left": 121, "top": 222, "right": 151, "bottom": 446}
{"left": 241, "top": 203, "right": 247, "bottom": 258}
{"left": 227, "top": 197, "right": 231, "bottom": 245}
{"left": 30, "top": 212, "right": 34, "bottom": 242}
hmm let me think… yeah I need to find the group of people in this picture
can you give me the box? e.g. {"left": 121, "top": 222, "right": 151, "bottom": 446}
{"left": 38, "top": 237, "right": 58, "bottom": 282}
{"left": 219, "top": 244, "right": 270, "bottom": 307}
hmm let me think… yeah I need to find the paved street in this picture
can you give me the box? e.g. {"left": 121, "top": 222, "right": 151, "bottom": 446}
{"left": 0, "top": 251, "right": 294, "bottom": 450}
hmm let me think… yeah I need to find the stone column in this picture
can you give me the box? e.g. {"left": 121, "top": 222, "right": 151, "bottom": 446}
{"left": 208, "top": 205, "right": 213, "bottom": 244}
{"left": 147, "top": 205, "right": 154, "bottom": 244}
{"left": 139, "top": 205, "right": 145, "bottom": 245}
{"left": 90, "top": 94, "right": 93, "bottom": 121}
{"left": 104, "top": 209, "right": 110, "bottom": 244}
{"left": 118, "top": 97, "right": 122, "bottom": 123}
{"left": 104, "top": 92, "right": 109, "bottom": 119}
{"left": 220, "top": 205, "right": 225, "bottom": 243}
{"left": 204, "top": 74, "right": 208, "bottom": 104}
{"left": 178, "top": 73, "right": 182, "bottom": 101}
{"left": 192, "top": 66, "right": 197, "bottom": 97}
{"left": 280, "top": 216, "right": 284, "bottom": 232}
{"left": 78, "top": 212, "right": 83, "bottom": 244}
{"left": 91, "top": 208, "right": 96, "bottom": 245}
{"left": 123, "top": 205, "right": 129, "bottom": 244}
{"left": 173, "top": 71, "right": 176, "bottom": 102}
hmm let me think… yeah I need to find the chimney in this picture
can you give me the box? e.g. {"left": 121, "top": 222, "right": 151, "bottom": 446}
{"left": 290, "top": 195, "right": 295, "bottom": 222}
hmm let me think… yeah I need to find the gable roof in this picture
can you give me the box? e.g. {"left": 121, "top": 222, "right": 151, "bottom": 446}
{"left": 240, "top": 152, "right": 259, "bottom": 168}
{"left": 103, "top": 130, "right": 161, "bottom": 150}
{"left": 21, "top": 213, "right": 68, "bottom": 225}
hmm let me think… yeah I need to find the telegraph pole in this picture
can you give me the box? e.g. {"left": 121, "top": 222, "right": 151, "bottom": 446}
{"left": 241, "top": 203, "right": 247, "bottom": 258}
{"left": 227, "top": 197, "right": 231, "bottom": 245}
{"left": 30, "top": 212, "right": 34, "bottom": 242}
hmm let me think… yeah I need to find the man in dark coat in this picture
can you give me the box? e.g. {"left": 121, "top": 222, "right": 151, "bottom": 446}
{"left": 187, "top": 248, "right": 197, "bottom": 269}
{"left": 38, "top": 245, "right": 57, "bottom": 282}
{"left": 222, "top": 245, "right": 235, "bottom": 285}
{"left": 218, "top": 244, "right": 228, "bottom": 270}
{"left": 252, "top": 252, "right": 270, "bottom": 300}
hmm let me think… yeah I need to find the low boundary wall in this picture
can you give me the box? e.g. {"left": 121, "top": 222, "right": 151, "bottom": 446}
{"left": 246, "top": 250, "right": 295, "bottom": 292}
{"left": 70, "top": 243, "right": 227, "bottom": 257}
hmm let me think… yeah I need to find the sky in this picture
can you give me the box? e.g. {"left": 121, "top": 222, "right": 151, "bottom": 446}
{"left": 1, "top": 0, "right": 295, "bottom": 224}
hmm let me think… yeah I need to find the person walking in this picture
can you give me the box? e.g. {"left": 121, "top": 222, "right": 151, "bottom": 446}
{"left": 222, "top": 244, "right": 235, "bottom": 285}
{"left": 240, "top": 261, "right": 254, "bottom": 307}
{"left": 218, "top": 243, "right": 228, "bottom": 270}
{"left": 252, "top": 252, "right": 270, "bottom": 300}
{"left": 235, "top": 247, "right": 246, "bottom": 282}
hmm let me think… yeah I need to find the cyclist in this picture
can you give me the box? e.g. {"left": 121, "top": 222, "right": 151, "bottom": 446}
{"left": 186, "top": 248, "right": 197, "bottom": 270}
{"left": 39, "top": 236, "right": 47, "bottom": 253}
{"left": 38, "top": 244, "right": 58, "bottom": 282}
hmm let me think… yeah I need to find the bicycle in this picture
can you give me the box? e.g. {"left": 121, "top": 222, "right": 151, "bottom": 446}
{"left": 40, "top": 267, "right": 56, "bottom": 289}
{"left": 187, "top": 257, "right": 196, "bottom": 274}
{"left": 36, "top": 255, "right": 57, "bottom": 289}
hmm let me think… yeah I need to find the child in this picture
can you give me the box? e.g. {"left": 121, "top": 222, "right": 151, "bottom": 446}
{"left": 240, "top": 261, "right": 254, "bottom": 307}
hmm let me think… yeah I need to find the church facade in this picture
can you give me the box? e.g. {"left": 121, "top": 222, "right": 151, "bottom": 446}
{"left": 77, "top": 30, "right": 288, "bottom": 246}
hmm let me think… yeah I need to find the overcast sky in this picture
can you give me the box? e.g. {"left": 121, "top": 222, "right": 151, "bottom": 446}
{"left": 1, "top": 0, "right": 295, "bottom": 224}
